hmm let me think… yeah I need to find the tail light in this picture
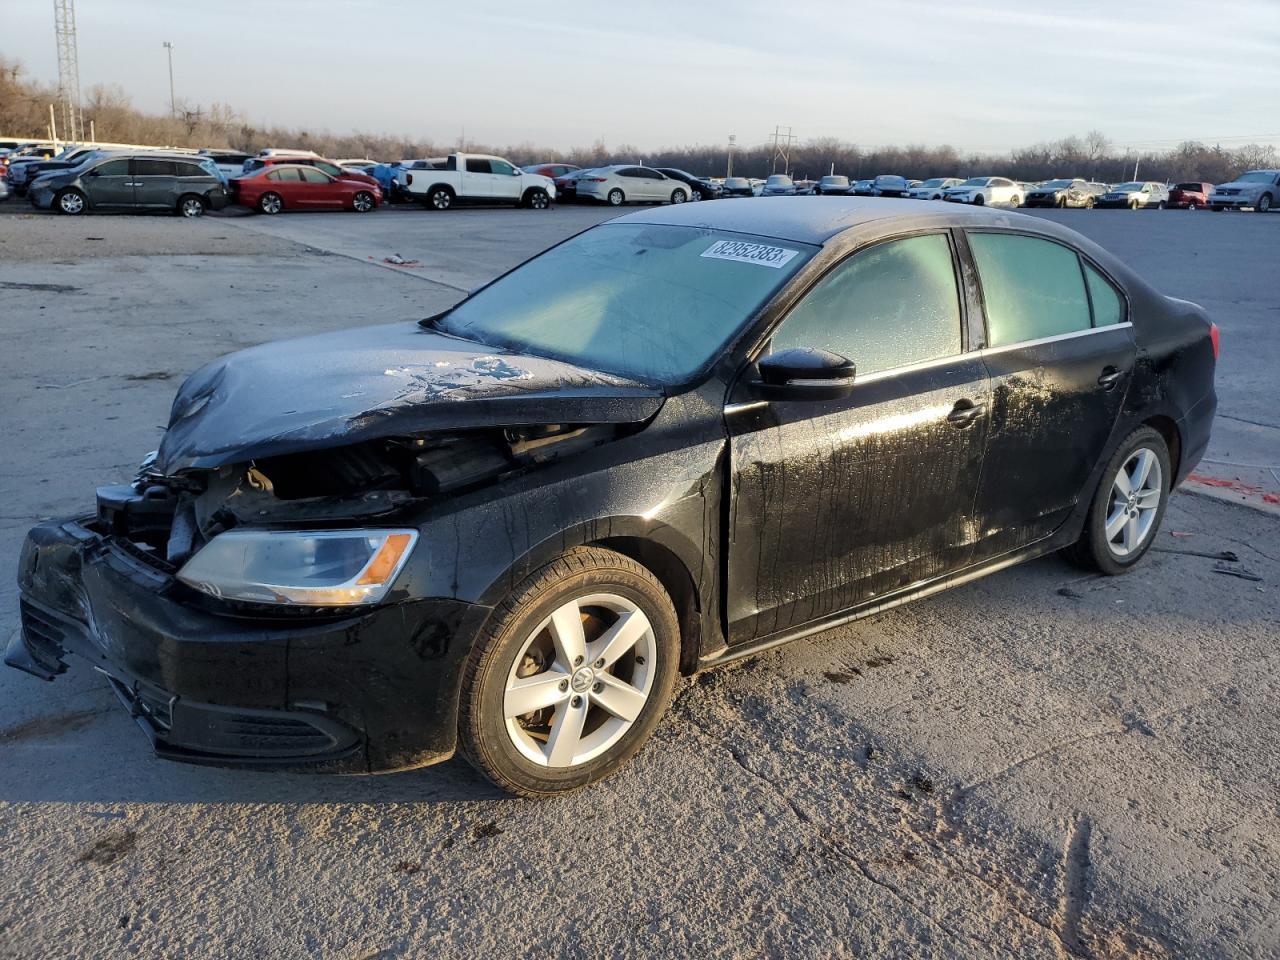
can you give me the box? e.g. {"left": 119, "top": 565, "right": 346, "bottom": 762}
{"left": 1209, "top": 322, "right": 1220, "bottom": 360}
{"left": 406, "top": 173, "right": 413, "bottom": 186}
{"left": 582, "top": 177, "right": 606, "bottom": 182}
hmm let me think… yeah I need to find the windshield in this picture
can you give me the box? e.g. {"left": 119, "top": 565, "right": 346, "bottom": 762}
{"left": 765, "top": 176, "right": 792, "bottom": 186}
{"left": 1112, "top": 182, "right": 1143, "bottom": 192}
{"left": 438, "top": 223, "right": 817, "bottom": 384}
{"left": 921, "top": 178, "right": 946, "bottom": 187}
{"left": 1237, "top": 171, "right": 1276, "bottom": 183}
{"left": 1175, "top": 183, "right": 1203, "bottom": 191}
{"left": 959, "top": 177, "right": 987, "bottom": 187}
{"left": 1040, "top": 179, "right": 1074, "bottom": 189}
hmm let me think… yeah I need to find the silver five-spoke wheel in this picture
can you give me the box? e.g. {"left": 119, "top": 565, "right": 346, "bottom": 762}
{"left": 1105, "top": 447, "right": 1162, "bottom": 557}
{"left": 504, "top": 593, "right": 655, "bottom": 768}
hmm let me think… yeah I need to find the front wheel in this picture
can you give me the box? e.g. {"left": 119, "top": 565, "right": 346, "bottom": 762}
{"left": 670, "top": 189, "right": 687, "bottom": 204}
{"left": 258, "top": 192, "right": 283, "bottom": 215}
{"left": 56, "top": 188, "right": 87, "bottom": 215}
{"left": 1130, "top": 199, "right": 1140, "bottom": 210}
{"left": 1085, "top": 196, "right": 1096, "bottom": 208}
{"left": 458, "top": 547, "right": 680, "bottom": 796}
{"left": 524, "top": 187, "right": 550, "bottom": 210}
{"left": 352, "top": 190, "right": 376, "bottom": 212}
{"left": 1156, "top": 200, "right": 1166, "bottom": 210}
{"left": 1257, "top": 193, "right": 1273, "bottom": 213}
{"left": 1188, "top": 202, "right": 1198, "bottom": 211}
{"left": 972, "top": 194, "right": 985, "bottom": 206}
{"left": 1009, "top": 194, "right": 1021, "bottom": 208}
{"left": 1063, "top": 426, "right": 1170, "bottom": 575}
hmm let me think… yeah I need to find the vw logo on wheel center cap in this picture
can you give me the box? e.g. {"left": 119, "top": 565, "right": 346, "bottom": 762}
{"left": 570, "top": 666, "right": 595, "bottom": 693}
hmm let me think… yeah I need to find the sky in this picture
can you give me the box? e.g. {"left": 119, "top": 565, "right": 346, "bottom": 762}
{"left": 5, "top": 0, "right": 1280, "bottom": 153}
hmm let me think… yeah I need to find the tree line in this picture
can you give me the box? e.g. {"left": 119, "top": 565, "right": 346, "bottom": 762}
{"left": 3, "top": 57, "right": 1275, "bottom": 185}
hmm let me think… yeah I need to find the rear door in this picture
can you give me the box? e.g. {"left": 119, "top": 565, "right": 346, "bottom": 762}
{"left": 962, "top": 230, "right": 1136, "bottom": 559}
{"left": 82, "top": 157, "right": 133, "bottom": 207}
{"left": 267, "top": 167, "right": 305, "bottom": 205}
{"left": 461, "top": 157, "right": 493, "bottom": 199}
{"left": 725, "top": 231, "right": 990, "bottom": 642}
{"left": 131, "top": 158, "right": 178, "bottom": 209}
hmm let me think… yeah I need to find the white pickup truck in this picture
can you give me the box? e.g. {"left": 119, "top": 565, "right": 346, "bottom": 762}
{"left": 398, "top": 153, "right": 556, "bottom": 210}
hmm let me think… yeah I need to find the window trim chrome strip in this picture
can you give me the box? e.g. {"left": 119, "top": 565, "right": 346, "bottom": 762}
{"left": 978, "top": 320, "right": 1133, "bottom": 358}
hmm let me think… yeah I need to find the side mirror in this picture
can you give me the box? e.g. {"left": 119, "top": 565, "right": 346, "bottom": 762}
{"left": 750, "top": 347, "right": 856, "bottom": 401}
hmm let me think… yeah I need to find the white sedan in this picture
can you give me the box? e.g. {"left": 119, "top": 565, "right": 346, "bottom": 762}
{"left": 943, "top": 176, "right": 1023, "bottom": 207}
{"left": 575, "top": 165, "right": 691, "bottom": 206}
{"left": 907, "top": 177, "right": 962, "bottom": 200}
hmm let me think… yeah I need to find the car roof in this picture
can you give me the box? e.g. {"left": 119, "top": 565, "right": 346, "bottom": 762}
{"left": 615, "top": 196, "right": 1070, "bottom": 245}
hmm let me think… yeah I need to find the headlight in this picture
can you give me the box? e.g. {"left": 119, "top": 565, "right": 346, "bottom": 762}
{"left": 177, "top": 528, "right": 418, "bottom": 606}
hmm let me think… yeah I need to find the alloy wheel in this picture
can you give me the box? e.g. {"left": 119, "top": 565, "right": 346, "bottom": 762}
{"left": 608, "top": 189, "right": 624, "bottom": 206}
{"left": 431, "top": 189, "right": 452, "bottom": 210}
{"left": 353, "top": 192, "right": 374, "bottom": 212}
{"left": 503, "top": 593, "right": 656, "bottom": 768}
{"left": 59, "top": 191, "right": 85, "bottom": 214}
{"left": 181, "top": 197, "right": 205, "bottom": 218}
{"left": 530, "top": 190, "right": 549, "bottom": 209}
{"left": 1260, "top": 194, "right": 1272, "bottom": 213}
{"left": 1105, "top": 448, "right": 1162, "bottom": 557}
{"left": 260, "top": 194, "right": 282, "bottom": 215}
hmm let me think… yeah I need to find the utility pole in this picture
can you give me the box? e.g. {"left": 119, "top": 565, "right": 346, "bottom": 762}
{"left": 53, "top": 0, "right": 84, "bottom": 142}
{"left": 770, "top": 125, "right": 796, "bottom": 176}
{"left": 163, "top": 42, "right": 176, "bottom": 118}
{"left": 1133, "top": 156, "right": 1140, "bottom": 180}
{"left": 727, "top": 134, "right": 736, "bottom": 178}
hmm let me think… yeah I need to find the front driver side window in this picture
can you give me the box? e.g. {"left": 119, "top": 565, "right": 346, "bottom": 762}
{"left": 770, "top": 233, "right": 962, "bottom": 376}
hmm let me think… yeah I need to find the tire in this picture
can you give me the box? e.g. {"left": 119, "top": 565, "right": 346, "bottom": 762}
{"left": 1257, "top": 193, "right": 1273, "bottom": 213}
{"left": 177, "top": 194, "right": 206, "bottom": 218}
{"left": 55, "top": 188, "right": 86, "bottom": 215}
{"left": 607, "top": 188, "right": 625, "bottom": 206}
{"left": 1062, "top": 426, "right": 1171, "bottom": 575}
{"left": 458, "top": 546, "right": 681, "bottom": 796}
{"left": 1129, "top": 199, "right": 1140, "bottom": 210}
{"left": 1009, "top": 194, "right": 1021, "bottom": 208}
{"left": 670, "top": 189, "right": 687, "bottom": 204}
{"left": 1188, "top": 202, "right": 1198, "bottom": 211}
{"left": 1085, "top": 196, "right": 1096, "bottom": 209}
{"left": 425, "top": 185, "right": 454, "bottom": 211}
{"left": 1156, "top": 200, "right": 1166, "bottom": 210}
{"left": 1057, "top": 196, "right": 1067, "bottom": 208}
{"left": 352, "top": 190, "right": 375, "bottom": 213}
{"left": 523, "top": 187, "right": 550, "bottom": 210}
{"left": 972, "top": 194, "right": 985, "bottom": 206}
{"left": 692, "top": 189, "right": 704, "bottom": 201}
{"left": 258, "top": 192, "right": 283, "bottom": 215}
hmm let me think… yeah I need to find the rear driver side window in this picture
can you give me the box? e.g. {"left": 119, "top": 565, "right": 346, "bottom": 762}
{"left": 968, "top": 233, "right": 1090, "bottom": 346}
{"left": 771, "top": 233, "right": 962, "bottom": 376}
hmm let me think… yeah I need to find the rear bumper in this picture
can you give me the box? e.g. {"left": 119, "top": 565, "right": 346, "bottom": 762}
{"left": 8, "top": 517, "right": 489, "bottom": 773}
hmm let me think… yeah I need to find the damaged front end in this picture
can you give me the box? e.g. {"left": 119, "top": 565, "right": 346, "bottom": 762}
{"left": 8, "top": 320, "right": 666, "bottom": 771}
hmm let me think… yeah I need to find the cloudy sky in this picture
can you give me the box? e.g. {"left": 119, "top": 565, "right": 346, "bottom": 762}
{"left": 5, "top": 0, "right": 1280, "bottom": 152}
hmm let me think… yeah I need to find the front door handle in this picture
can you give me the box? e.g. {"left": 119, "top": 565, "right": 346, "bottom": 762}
{"left": 1097, "top": 367, "right": 1123, "bottom": 390}
{"left": 947, "top": 399, "right": 986, "bottom": 427}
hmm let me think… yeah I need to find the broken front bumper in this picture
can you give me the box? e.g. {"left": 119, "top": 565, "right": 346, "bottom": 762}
{"left": 8, "top": 517, "right": 488, "bottom": 773}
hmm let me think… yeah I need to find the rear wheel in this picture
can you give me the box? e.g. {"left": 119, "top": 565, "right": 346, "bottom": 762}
{"left": 425, "top": 186, "right": 454, "bottom": 211}
{"left": 177, "top": 194, "right": 207, "bottom": 218}
{"left": 1156, "top": 200, "right": 1166, "bottom": 210}
{"left": 1188, "top": 202, "right": 1198, "bottom": 211}
{"left": 258, "top": 192, "right": 283, "bottom": 215}
{"left": 458, "top": 547, "right": 680, "bottom": 796}
{"left": 55, "top": 188, "right": 86, "bottom": 215}
{"left": 352, "top": 190, "right": 375, "bottom": 212}
{"left": 607, "top": 188, "right": 625, "bottom": 206}
{"left": 1063, "top": 426, "right": 1170, "bottom": 575}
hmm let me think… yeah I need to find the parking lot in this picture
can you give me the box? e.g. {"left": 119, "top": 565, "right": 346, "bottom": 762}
{"left": 0, "top": 203, "right": 1278, "bottom": 959}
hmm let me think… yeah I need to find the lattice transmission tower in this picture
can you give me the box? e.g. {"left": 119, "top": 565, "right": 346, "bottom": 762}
{"left": 53, "top": 0, "right": 84, "bottom": 143}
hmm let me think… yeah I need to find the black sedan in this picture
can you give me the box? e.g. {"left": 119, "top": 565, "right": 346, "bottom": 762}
{"left": 656, "top": 167, "right": 722, "bottom": 200}
{"left": 9, "top": 199, "right": 1217, "bottom": 796}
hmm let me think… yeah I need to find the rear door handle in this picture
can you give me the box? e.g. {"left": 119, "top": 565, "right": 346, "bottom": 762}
{"left": 947, "top": 399, "right": 986, "bottom": 427}
{"left": 1097, "top": 367, "right": 1123, "bottom": 390}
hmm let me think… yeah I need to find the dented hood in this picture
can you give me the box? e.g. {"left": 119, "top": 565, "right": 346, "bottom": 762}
{"left": 155, "top": 321, "right": 664, "bottom": 472}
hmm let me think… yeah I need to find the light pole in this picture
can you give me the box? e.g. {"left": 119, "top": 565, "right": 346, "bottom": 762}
{"left": 162, "top": 41, "right": 175, "bottom": 118}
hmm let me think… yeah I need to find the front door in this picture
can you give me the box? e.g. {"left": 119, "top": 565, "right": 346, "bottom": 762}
{"left": 489, "top": 158, "right": 523, "bottom": 200}
{"left": 962, "top": 230, "right": 1136, "bottom": 559}
{"left": 298, "top": 166, "right": 344, "bottom": 206}
{"left": 726, "top": 232, "right": 991, "bottom": 643}
{"left": 83, "top": 157, "right": 133, "bottom": 207}
{"left": 130, "top": 158, "right": 178, "bottom": 209}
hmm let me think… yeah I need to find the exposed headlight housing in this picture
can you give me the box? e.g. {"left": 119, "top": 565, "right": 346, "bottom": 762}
{"left": 177, "top": 529, "right": 418, "bottom": 606}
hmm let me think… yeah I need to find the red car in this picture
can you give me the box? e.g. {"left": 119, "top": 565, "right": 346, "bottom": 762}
{"left": 231, "top": 164, "right": 381, "bottom": 214}
{"left": 1168, "top": 181, "right": 1213, "bottom": 210}
{"left": 242, "top": 154, "right": 380, "bottom": 189}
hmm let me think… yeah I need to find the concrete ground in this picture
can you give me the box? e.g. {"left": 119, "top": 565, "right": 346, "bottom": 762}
{"left": 0, "top": 200, "right": 1276, "bottom": 960}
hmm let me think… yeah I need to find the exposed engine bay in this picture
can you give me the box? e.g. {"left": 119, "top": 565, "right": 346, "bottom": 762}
{"left": 97, "top": 423, "right": 623, "bottom": 569}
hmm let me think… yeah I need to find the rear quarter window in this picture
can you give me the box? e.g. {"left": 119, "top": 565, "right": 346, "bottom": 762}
{"left": 1084, "top": 263, "right": 1125, "bottom": 327}
{"left": 968, "top": 233, "right": 1091, "bottom": 346}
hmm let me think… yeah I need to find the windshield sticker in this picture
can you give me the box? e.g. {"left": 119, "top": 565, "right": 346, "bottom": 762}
{"left": 701, "top": 240, "right": 799, "bottom": 268}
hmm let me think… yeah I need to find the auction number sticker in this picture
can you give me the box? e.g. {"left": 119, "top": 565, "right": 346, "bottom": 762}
{"left": 701, "top": 239, "right": 799, "bottom": 268}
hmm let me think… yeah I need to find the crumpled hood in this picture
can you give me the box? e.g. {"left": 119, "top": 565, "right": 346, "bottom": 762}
{"left": 1213, "top": 180, "right": 1263, "bottom": 192}
{"left": 155, "top": 321, "right": 664, "bottom": 473}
